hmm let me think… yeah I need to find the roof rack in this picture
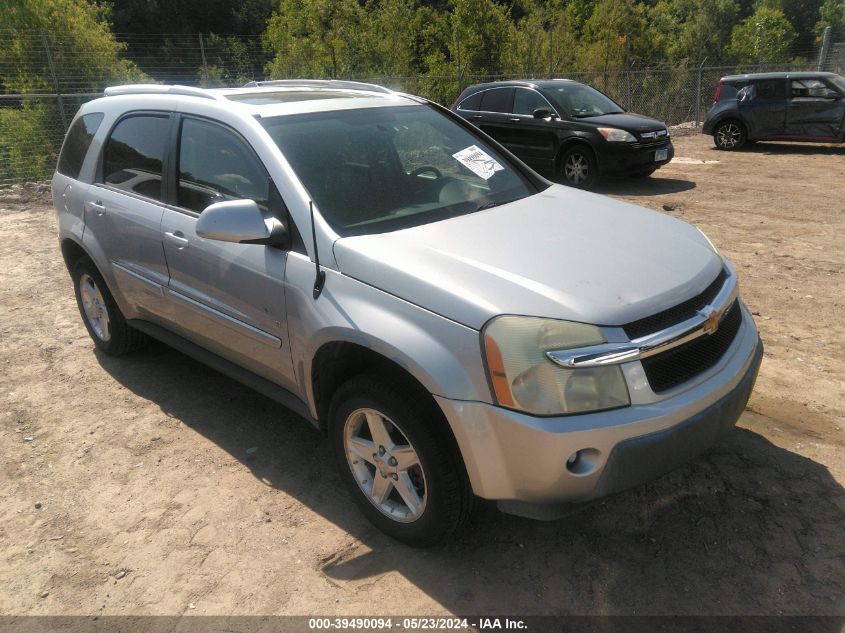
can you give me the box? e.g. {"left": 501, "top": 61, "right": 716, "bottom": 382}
{"left": 241, "top": 79, "right": 393, "bottom": 95}
{"left": 103, "top": 84, "right": 220, "bottom": 100}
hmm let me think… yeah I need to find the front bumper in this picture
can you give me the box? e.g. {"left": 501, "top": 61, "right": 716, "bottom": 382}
{"left": 595, "top": 140, "right": 674, "bottom": 175}
{"left": 436, "top": 305, "right": 761, "bottom": 512}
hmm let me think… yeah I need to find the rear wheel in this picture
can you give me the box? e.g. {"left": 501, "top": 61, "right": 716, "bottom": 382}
{"left": 559, "top": 145, "right": 598, "bottom": 189}
{"left": 713, "top": 120, "right": 746, "bottom": 150}
{"left": 71, "top": 258, "right": 146, "bottom": 355}
{"left": 329, "top": 374, "right": 474, "bottom": 546}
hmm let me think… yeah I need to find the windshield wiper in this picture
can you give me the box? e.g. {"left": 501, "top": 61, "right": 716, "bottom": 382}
{"left": 472, "top": 197, "right": 523, "bottom": 213}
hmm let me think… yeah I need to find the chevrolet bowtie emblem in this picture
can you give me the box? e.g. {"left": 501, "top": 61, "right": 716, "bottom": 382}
{"left": 699, "top": 306, "right": 722, "bottom": 335}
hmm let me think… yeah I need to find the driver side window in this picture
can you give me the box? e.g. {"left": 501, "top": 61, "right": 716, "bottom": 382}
{"left": 177, "top": 117, "right": 269, "bottom": 213}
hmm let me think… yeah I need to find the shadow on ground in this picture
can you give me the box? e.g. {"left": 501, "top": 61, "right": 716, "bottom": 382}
{"left": 96, "top": 342, "right": 845, "bottom": 618}
{"left": 594, "top": 176, "right": 696, "bottom": 196}
{"left": 718, "top": 142, "right": 845, "bottom": 156}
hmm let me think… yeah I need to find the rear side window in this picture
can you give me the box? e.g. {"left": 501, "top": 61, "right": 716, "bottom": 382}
{"left": 480, "top": 88, "right": 514, "bottom": 113}
{"left": 791, "top": 78, "right": 839, "bottom": 99}
{"left": 177, "top": 117, "right": 269, "bottom": 213}
{"left": 751, "top": 79, "right": 785, "bottom": 99}
{"left": 57, "top": 113, "right": 104, "bottom": 179}
{"left": 457, "top": 91, "right": 482, "bottom": 111}
{"left": 102, "top": 114, "right": 170, "bottom": 201}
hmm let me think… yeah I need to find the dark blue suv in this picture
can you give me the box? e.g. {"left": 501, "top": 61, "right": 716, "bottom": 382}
{"left": 703, "top": 71, "right": 845, "bottom": 150}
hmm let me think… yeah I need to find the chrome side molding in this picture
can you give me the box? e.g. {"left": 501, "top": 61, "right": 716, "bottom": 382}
{"left": 547, "top": 272, "right": 738, "bottom": 369}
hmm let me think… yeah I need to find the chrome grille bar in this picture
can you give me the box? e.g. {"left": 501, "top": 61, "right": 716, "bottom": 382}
{"left": 546, "top": 273, "right": 738, "bottom": 369}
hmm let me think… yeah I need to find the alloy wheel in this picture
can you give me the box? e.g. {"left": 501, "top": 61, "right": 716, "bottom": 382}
{"left": 564, "top": 152, "right": 590, "bottom": 184}
{"left": 717, "top": 123, "right": 742, "bottom": 149}
{"left": 79, "top": 273, "right": 111, "bottom": 341}
{"left": 343, "top": 407, "right": 427, "bottom": 523}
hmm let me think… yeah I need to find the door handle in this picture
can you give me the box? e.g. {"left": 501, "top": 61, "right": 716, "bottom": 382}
{"left": 509, "top": 117, "right": 520, "bottom": 122}
{"left": 472, "top": 114, "right": 483, "bottom": 120}
{"left": 87, "top": 200, "right": 106, "bottom": 217}
{"left": 164, "top": 231, "right": 189, "bottom": 249}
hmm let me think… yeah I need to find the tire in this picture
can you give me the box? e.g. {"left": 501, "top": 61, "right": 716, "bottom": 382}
{"left": 713, "top": 119, "right": 746, "bottom": 151}
{"left": 559, "top": 145, "right": 598, "bottom": 189}
{"left": 71, "top": 258, "right": 147, "bottom": 355}
{"left": 329, "top": 374, "right": 474, "bottom": 547}
{"left": 631, "top": 167, "right": 658, "bottom": 178}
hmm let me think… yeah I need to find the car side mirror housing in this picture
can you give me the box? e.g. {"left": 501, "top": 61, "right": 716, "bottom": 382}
{"left": 533, "top": 107, "right": 553, "bottom": 119}
{"left": 196, "top": 199, "right": 288, "bottom": 247}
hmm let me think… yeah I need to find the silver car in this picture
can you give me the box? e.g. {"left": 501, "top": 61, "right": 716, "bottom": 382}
{"left": 52, "top": 81, "right": 762, "bottom": 546}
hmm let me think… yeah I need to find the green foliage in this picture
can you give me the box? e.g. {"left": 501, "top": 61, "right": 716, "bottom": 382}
{"left": 0, "top": 102, "right": 60, "bottom": 183}
{"left": 0, "top": 0, "right": 145, "bottom": 93}
{"left": 816, "top": 0, "right": 845, "bottom": 33}
{"left": 728, "top": 6, "right": 797, "bottom": 63}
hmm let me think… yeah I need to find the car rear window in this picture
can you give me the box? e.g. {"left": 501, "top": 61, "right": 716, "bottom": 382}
{"left": 57, "top": 113, "right": 104, "bottom": 180}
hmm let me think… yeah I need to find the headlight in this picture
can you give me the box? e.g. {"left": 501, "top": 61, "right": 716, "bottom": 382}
{"left": 597, "top": 127, "right": 636, "bottom": 142}
{"left": 482, "top": 316, "right": 630, "bottom": 416}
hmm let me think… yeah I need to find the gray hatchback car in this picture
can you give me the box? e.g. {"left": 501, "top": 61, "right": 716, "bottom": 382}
{"left": 53, "top": 80, "right": 762, "bottom": 545}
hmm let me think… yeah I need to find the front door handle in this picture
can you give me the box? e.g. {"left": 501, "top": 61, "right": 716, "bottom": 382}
{"left": 164, "top": 231, "right": 189, "bottom": 249}
{"left": 86, "top": 200, "right": 106, "bottom": 217}
{"left": 472, "top": 114, "right": 483, "bottom": 120}
{"left": 509, "top": 117, "right": 520, "bottom": 122}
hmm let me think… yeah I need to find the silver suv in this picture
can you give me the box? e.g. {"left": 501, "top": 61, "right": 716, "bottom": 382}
{"left": 53, "top": 81, "right": 762, "bottom": 545}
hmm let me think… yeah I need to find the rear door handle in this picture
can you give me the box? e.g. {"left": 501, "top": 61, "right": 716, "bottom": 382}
{"left": 164, "top": 231, "right": 189, "bottom": 249}
{"left": 86, "top": 200, "right": 106, "bottom": 217}
{"left": 509, "top": 117, "right": 520, "bottom": 122}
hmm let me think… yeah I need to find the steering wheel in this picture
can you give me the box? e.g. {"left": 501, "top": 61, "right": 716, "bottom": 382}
{"left": 410, "top": 166, "right": 442, "bottom": 179}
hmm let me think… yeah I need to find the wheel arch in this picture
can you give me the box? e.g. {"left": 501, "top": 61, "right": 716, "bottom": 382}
{"left": 554, "top": 137, "right": 597, "bottom": 172}
{"left": 310, "top": 340, "right": 469, "bottom": 482}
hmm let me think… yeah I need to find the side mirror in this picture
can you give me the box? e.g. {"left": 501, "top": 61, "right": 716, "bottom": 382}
{"left": 533, "top": 107, "right": 553, "bottom": 119}
{"left": 196, "top": 199, "right": 288, "bottom": 247}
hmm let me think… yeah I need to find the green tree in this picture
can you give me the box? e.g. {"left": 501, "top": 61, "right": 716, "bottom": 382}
{"left": 816, "top": 0, "right": 845, "bottom": 34}
{"left": 649, "top": 0, "right": 740, "bottom": 65}
{"left": 728, "top": 5, "right": 796, "bottom": 63}
{"left": 0, "top": 0, "right": 143, "bottom": 93}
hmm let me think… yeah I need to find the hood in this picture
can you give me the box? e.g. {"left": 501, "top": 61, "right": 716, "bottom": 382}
{"left": 333, "top": 185, "right": 723, "bottom": 330}
{"left": 578, "top": 112, "right": 667, "bottom": 135}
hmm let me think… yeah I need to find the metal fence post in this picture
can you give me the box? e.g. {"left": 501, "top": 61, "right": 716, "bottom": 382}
{"left": 41, "top": 30, "right": 68, "bottom": 131}
{"left": 694, "top": 59, "right": 705, "bottom": 128}
{"left": 198, "top": 33, "right": 209, "bottom": 84}
{"left": 818, "top": 26, "right": 832, "bottom": 71}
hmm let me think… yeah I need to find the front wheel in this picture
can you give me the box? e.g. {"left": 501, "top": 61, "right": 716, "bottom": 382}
{"left": 329, "top": 374, "right": 474, "bottom": 546}
{"left": 559, "top": 146, "right": 598, "bottom": 189}
{"left": 713, "top": 120, "right": 746, "bottom": 150}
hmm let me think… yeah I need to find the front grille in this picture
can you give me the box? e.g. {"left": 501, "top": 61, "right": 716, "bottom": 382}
{"left": 623, "top": 269, "right": 728, "bottom": 340}
{"left": 640, "top": 299, "right": 742, "bottom": 393}
{"left": 632, "top": 139, "right": 671, "bottom": 149}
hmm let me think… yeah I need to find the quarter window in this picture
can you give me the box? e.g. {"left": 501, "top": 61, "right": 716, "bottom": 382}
{"left": 57, "top": 113, "right": 104, "bottom": 179}
{"left": 512, "top": 89, "right": 550, "bottom": 116}
{"left": 102, "top": 114, "right": 169, "bottom": 201}
{"left": 177, "top": 117, "right": 269, "bottom": 213}
{"left": 457, "top": 91, "right": 482, "bottom": 111}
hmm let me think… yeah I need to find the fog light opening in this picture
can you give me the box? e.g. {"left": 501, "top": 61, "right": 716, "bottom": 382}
{"left": 565, "top": 448, "right": 601, "bottom": 476}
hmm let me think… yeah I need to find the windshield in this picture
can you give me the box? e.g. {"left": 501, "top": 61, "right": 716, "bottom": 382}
{"left": 261, "top": 105, "right": 539, "bottom": 236}
{"left": 544, "top": 84, "right": 625, "bottom": 118}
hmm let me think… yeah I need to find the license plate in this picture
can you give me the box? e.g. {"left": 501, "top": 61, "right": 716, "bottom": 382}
{"left": 655, "top": 148, "right": 669, "bottom": 162}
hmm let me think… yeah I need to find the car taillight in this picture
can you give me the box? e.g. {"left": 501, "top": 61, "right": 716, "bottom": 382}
{"left": 713, "top": 81, "right": 722, "bottom": 104}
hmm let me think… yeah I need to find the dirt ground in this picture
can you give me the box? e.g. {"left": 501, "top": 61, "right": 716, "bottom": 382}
{"left": 1, "top": 133, "right": 843, "bottom": 618}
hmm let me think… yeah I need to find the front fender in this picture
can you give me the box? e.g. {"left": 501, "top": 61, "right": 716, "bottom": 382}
{"left": 284, "top": 253, "right": 492, "bottom": 419}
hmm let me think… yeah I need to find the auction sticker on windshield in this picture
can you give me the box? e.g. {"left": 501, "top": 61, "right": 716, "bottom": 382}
{"left": 452, "top": 145, "right": 504, "bottom": 180}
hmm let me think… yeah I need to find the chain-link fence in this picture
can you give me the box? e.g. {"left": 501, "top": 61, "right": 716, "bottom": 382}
{"left": 1, "top": 29, "right": 838, "bottom": 187}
